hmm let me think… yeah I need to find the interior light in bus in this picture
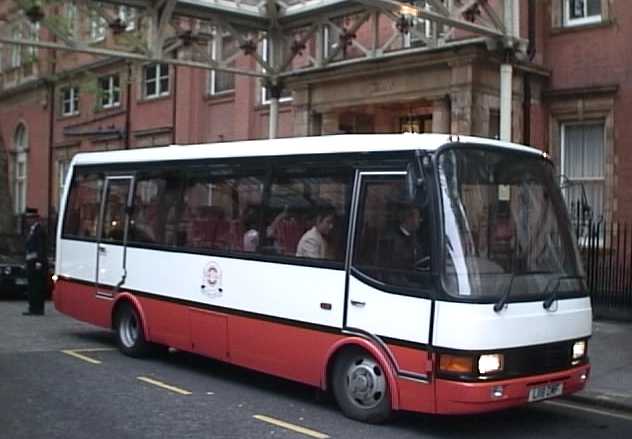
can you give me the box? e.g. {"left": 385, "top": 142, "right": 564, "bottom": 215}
{"left": 439, "top": 354, "right": 473, "bottom": 374}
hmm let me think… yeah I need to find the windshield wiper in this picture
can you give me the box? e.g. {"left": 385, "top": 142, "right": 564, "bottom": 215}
{"left": 493, "top": 274, "right": 517, "bottom": 313}
{"left": 494, "top": 271, "right": 554, "bottom": 313}
{"left": 543, "top": 275, "right": 584, "bottom": 310}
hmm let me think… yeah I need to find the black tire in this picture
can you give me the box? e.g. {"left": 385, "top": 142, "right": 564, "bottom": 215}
{"left": 331, "top": 347, "right": 392, "bottom": 423}
{"left": 114, "top": 303, "right": 150, "bottom": 358}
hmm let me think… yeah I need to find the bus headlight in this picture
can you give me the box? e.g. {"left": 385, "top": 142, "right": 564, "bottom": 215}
{"left": 478, "top": 354, "right": 504, "bottom": 375}
{"left": 572, "top": 340, "right": 587, "bottom": 360}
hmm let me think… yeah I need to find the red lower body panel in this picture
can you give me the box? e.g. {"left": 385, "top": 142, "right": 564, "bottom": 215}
{"left": 435, "top": 365, "right": 590, "bottom": 414}
{"left": 54, "top": 278, "right": 589, "bottom": 416}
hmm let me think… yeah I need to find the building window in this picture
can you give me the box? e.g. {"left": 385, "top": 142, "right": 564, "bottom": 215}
{"left": 65, "top": 2, "right": 79, "bottom": 38}
{"left": 57, "top": 160, "right": 70, "bottom": 207}
{"left": 14, "top": 124, "right": 28, "bottom": 215}
{"left": 564, "top": 0, "right": 601, "bottom": 26}
{"left": 260, "top": 38, "right": 292, "bottom": 104}
{"left": 561, "top": 121, "right": 605, "bottom": 221}
{"left": 61, "top": 86, "right": 80, "bottom": 116}
{"left": 143, "top": 64, "right": 169, "bottom": 98}
{"left": 400, "top": 116, "right": 432, "bottom": 134}
{"left": 98, "top": 74, "right": 121, "bottom": 108}
{"left": 208, "top": 30, "right": 236, "bottom": 95}
{"left": 90, "top": 4, "right": 107, "bottom": 42}
{"left": 10, "top": 27, "right": 22, "bottom": 68}
{"left": 118, "top": 6, "right": 137, "bottom": 31}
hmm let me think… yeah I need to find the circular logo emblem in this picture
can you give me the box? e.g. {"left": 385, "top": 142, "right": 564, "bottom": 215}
{"left": 202, "top": 261, "right": 222, "bottom": 298}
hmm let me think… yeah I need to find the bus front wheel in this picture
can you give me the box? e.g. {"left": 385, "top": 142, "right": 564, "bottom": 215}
{"left": 115, "top": 303, "right": 150, "bottom": 358}
{"left": 332, "top": 348, "right": 392, "bottom": 423}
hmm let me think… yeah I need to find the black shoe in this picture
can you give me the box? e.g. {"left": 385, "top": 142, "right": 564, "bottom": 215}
{"left": 22, "top": 311, "right": 34, "bottom": 316}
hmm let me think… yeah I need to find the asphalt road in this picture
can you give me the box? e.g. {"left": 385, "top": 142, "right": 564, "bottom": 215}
{"left": 1, "top": 300, "right": 632, "bottom": 439}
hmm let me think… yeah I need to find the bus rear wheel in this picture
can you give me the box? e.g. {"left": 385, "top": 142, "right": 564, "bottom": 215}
{"left": 115, "top": 303, "right": 150, "bottom": 357}
{"left": 332, "top": 348, "right": 392, "bottom": 423}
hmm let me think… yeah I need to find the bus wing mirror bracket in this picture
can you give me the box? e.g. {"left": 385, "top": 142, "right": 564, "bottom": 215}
{"left": 406, "top": 151, "right": 427, "bottom": 201}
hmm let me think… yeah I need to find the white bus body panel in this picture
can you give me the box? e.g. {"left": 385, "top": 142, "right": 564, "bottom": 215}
{"left": 346, "top": 276, "right": 431, "bottom": 344}
{"left": 59, "top": 240, "right": 97, "bottom": 283}
{"left": 122, "top": 248, "right": 345, "bottom": 328}
{"left": 433, "top": 297, "right": 592, "bottom": 350}
{"left": 97, "top": 243, "right": 126, "bottom": 290}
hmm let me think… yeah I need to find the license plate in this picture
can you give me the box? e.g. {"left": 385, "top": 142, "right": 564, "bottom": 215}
{"left": 15, "top": 278, "right": 27, "bottom": 286}
{"left": 528, "top": 382, "right": 564, "bottom": 402}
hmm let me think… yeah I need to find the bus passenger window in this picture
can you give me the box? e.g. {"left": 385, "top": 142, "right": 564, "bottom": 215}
{"left": 264, "top": 169, "right": 352, "bottom": 262}
{"left": 353, "top": 176, "right": 431, "bottom": 292}
{"left": 178, "top": 169, "right": 264, "bottom": 253}
{"left": 62, "top": 172, "right": 103, "bottom": 240}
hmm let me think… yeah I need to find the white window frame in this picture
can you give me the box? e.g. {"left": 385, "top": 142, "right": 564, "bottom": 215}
{"left": 260, "top": 38, "right": 292, "bottom": 105}
{"left": 61, "top": 86, "right": 80, "bottom": 116}
{"left": 14, "top": 125, "right": 28, "bottom": 215}
{"left": 143, "top": 63, "right": 170, "bottom": 99}
{"left": 564, "top": 0, "right": 602, "bottom": 27}
{"left": 99, "top": 74, "right": 121, "bottom": 109}
{"left": 561, "top": 120, "right": 606, "bottom": 221}
{"left": 208, "top": 30, "right": 235, "bottom": 95}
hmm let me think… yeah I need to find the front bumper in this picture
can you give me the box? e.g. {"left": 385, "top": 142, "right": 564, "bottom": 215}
{"left": 435, "top": 364, "right": 590, "bottom": 414}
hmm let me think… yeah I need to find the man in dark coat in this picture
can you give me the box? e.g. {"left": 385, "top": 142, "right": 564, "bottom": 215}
{"left": 23, "top": 208, "right": 48, "bottom": 316}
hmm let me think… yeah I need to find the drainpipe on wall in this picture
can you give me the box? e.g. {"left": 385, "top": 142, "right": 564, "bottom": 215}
{"left": 523, "top": 0, "right": 537, "bottom": 146}
{"left": 47, "top": 27, "right": 58, "bottom": 241}
{"left": 125, "top": 62, "right": 132, "bottom": 149}
{"left": 172, "top": 65, "right": 178, "bottom": 144}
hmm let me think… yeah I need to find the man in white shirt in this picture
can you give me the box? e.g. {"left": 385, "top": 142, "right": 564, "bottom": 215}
{"left": 296, "top": 205, "right": 336, "bottom": 259}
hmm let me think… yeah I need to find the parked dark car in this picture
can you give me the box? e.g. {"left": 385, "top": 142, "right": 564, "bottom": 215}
{"left": 0, "top": 254, "right": 28, "bottom": 298}
{"left": 0, "top": 234, "right": 54, "bottom": 299}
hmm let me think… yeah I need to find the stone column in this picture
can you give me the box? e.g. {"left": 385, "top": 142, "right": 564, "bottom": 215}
{"left": 321, "top": 112, "right": 339, "bottom": 135}
{"left": 449, "top": 61, "right": 474, "bottom": 135}
{"left": 432, "top": 97, "right": 451, "bottom": 134}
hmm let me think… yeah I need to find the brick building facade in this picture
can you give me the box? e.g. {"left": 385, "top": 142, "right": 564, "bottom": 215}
{"left": 0, "top": 0, "right": 624, "bottom": 233}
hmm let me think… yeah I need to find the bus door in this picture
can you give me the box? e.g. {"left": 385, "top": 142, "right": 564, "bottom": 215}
{"left": 96, "top": 176, "right": 134, "bottom": 297}
{"left": 345, "top": 171, "right": 433, "bottom": 348}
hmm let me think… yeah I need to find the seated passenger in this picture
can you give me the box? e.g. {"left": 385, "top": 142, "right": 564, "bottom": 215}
{"left": 296, "top": 204, "right": 336, "bottom": 259}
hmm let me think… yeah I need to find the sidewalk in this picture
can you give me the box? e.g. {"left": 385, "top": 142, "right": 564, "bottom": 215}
{"left": 565, "top": 319, "right": 632, "bottom": 412}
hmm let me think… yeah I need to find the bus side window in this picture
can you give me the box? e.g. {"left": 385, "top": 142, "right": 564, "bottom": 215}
{"left": 177, "top": 168, "right": 265, "bottom": 253}
{"left": 353, "top": 176, "right": 431, "bottom": 294}
{"left": 264, "top": 168, "right": 352, "bottom": 262}
{"left": 62, "top": 171, "right": 103, "bottom": 240}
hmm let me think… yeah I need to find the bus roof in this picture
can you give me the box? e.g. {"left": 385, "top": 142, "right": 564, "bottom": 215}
{"left": 71, "top": 133, "right": 544, "bottom": 166}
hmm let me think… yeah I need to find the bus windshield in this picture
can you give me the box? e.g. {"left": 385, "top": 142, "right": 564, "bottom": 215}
{"left": 438, "top": 146, "right": 586, "bottom": 302}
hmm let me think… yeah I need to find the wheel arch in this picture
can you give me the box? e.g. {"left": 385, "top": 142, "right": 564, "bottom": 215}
{"left": 322, "top": 336, "right": 400, "bottom": 411}
{"left": 111, "top": 293, "right": 150, "bottom": 341}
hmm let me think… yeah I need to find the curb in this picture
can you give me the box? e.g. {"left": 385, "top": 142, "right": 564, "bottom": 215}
{"left": 563, "top": 392, "right": 632, "bottom": 414}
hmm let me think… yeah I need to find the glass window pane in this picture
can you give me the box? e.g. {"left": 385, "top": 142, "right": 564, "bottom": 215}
{"left": 587, "top": 0, "right": 601, "bottom": 16}
{"left": 145, "top": 80, "right": 156, "bottom": 97}
{"left": 63, "top": 172, "right": 104, "bottom": 239}
{"left": 178, "top": 168, "right": 266, "bottom": 252}
{"left": 160, "top": 78, "right": 169, "bottom": 94}
{"left": 102, "top": 180, "right": 130, "bottom": 243}
{"left": 264, "top": 169, "right": 352, "bottom": 261}
{"left": 570, "top": 0, "right": 586, "bottom": 19}
{"left": 353, "top": 176, "right": 431, "bottom": 290}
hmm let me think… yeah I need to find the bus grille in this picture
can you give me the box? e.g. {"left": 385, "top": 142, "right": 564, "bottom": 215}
{"left": 504, "top": 341, "right": 574, "bottom": 377}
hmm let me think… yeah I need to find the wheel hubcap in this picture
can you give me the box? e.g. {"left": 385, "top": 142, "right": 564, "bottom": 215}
{"left": 119, "top": 312, "right": 138, "bottom": 348}
{"left": 345, "top": 357, "right": 386, "bottom": 409}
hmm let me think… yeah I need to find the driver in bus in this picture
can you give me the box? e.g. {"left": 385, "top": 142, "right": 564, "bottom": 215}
{"left": 296, "top": 204, "right": 336, "bottom": 259}
{"left": 381, "top": 202, "right": 429, "bottom": 285}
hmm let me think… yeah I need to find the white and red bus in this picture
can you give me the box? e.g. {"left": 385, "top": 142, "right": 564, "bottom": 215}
{"left": 54, "top": 134, "right": 591, "bottom": 422}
